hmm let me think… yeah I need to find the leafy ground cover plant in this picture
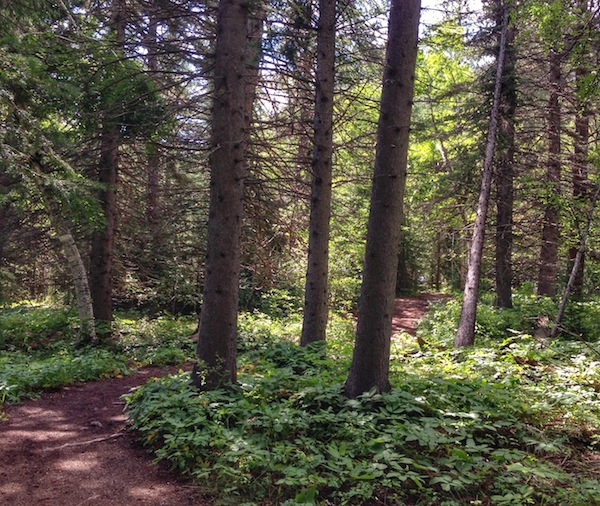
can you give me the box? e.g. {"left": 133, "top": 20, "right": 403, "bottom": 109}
{"left": 0, "top": 305, "right": 197, "bottom": 406}
{"left": 125, "top": 303, "right": 600, "bottom": 505}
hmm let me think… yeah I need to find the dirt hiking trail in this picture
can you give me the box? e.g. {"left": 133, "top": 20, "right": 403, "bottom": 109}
{"left": 0, "top": 294, "right": 446, "bottom": 505}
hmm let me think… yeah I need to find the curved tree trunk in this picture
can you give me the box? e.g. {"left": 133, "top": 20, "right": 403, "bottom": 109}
{"left": 455, "top": 4, "right": 509, "bottom": 347}
{"left": 344, "top": 0, "right": 421, "bottom": 398}
{"left": 301, "top": 0, "right": 336, "bottom": 346}
{"left": 32, "top": 159, "right": 97, "bottom": 344}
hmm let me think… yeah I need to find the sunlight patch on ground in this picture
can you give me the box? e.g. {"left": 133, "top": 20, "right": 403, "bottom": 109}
{"left": 55, "top": 455, "right": 100, "bottom": 472}
{"left": 0, "top": 482, "right": 26, "bottom": 495}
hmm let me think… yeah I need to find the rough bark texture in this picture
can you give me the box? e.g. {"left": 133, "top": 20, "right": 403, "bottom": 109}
{"left": 192, "top": 0, "right": 249, "bottom": 389}
{"left": 89, "top": 129, "right": 119, "bottom": 338}
{"left": 455, "top": 5, "right": 508, "bottom": 347}
{"left": 89, "top": 0, "right": 125, "bottom": 339}
{"left": 301, "top": 0, "right": 336, "bottom": 347}
{"left": 537, "top": 48, "right": 562, "bottom": 297}
{"left": 344, "top": 0, "right": 420, "bottom": 398}
{"left": 494, "top": 17, "right": 516, "bottom": 309}
{"left": 569, "top": 66, "right": 590, "bottom": 299}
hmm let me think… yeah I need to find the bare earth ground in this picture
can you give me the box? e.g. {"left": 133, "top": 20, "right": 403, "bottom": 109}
{"left": 0, "top": 295, "right": 443, "bottom": 505}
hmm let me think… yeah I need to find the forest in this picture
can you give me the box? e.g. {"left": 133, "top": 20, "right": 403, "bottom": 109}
{"left": 1, "top": 0, "right": 600, "bottom": 504}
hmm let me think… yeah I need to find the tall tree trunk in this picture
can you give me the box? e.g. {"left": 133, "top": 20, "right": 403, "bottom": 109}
{"left": 145, "top": 13, "right": 161, "bottom": 235}
{"left": 455, "top": 4, "right": 509, "bottom": 347}
{"left": 89, "top": 129, "right": 119, "bottom": 338}
{"left": 301, "top": 0, "right": 336, "bottom": 346}
{"left": 89, "top": 0, "right": 125, "bottom": 340}
{"left": 537, "top": 47, "right": 562, "bottom": 297}
{"left": 191, "top": 0, "right": 249, "bottom": 390}
{"left": 344, "top": 0, "right": 420, "bottom": 398}
{"left": 494, "top": 15, "right": 516, "bottom": 309}
{"left": 569, "top": 66, "right": 590, "bottom": 299}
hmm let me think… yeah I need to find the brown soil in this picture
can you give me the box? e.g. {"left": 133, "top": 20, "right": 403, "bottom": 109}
{"left": 0, "top": 365, "right": 211, "bottom": 506}
{"left": 0, "top": 295, "right": 445, "bottom": 505}
{"left": 391, "top": 292, "right": 451, "bottom": 336}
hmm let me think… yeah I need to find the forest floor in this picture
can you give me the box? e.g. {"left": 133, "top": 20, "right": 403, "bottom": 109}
{"left": 0, "top": 294, "right": 441, "bottom": 506}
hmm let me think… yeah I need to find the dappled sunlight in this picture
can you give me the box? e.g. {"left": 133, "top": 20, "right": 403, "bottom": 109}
{"left": 54, "top": 454, "right": 100, "bottom": 472}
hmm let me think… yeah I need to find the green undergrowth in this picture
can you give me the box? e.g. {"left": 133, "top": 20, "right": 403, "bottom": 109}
{"left": 124, "top": 301, "right": 600, "bottom": 506}
{"left": 0, "top": 304, "right": 197, "bottom": 406}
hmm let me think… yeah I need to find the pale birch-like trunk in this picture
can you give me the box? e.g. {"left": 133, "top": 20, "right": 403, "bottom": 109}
{"left": 32, "top": 160, "right": 96, "bottom": 343}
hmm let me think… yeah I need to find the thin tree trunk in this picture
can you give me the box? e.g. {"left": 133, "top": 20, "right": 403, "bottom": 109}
{"left": 552, "top": 184, "right": 600, "bottom": 338}
{"left": 569, "top": 66, "right": 590, "bottom": 299}
{"left": 455, "top": 5, "right": 509, "bottom": 347}
{"left": 537, "top": 47, "right": 562, "bottom": 297}
{"left": 301, "top": 0, "right": 336, "bottom": 346}
{"left": 32, "top": 160, "right": 97, "bottom": 343}
{"left": 191, "top": 0, "right": 249, "bottom": 390}
{"left": 145, "top": 13, "right": 161, "bottom": 234}
{"left": 344, "top": 0, "right": 420, "bottom": 398}
{"left": 494, "top": 16, "right": 516, "bottom": 309}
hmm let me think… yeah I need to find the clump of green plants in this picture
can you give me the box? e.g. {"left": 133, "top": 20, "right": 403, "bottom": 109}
{"left": 0, "top": 306, "right": 197, "bottom": 408}
{"left": 0, "top": 346, "right": 129, "bottom": 404}
{"left": 125, "top": 309, "right": 600, "bottom": 505}
{"left": 0, "top": 303, "right": 78, "bottom": 351}
{"left": 114, "top": 312, "right": 197, "bottom": 366}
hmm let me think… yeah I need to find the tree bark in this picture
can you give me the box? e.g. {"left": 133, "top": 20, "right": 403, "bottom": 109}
{"left": 32, "top": 159, "right": 97, "bottom": 343}
{"left": 344, "top": 0, "right": 420, "bottom": 398}
{"left": 301, "top": 0, "right": 336, "bottom": 346}
{"left": 191, "top": 0, "right": 249, "bottom": 389}
{"left": 537, "top": 47, "right": 562, "bottom": 297}
{"left": 89, "top": 0, "right": 125, "bottom": 340}
{"left": 89, "top": 128, "right": 119, "bottom": 339}
{"left": 494, "top": 15, "right": 516, "bottom": 309}
{"left": 569, "top": 65, "right": 590, "bottom": 299}
{"left": 455, "top": 4, "right": 509, "bottom": 347}
{"left": 552, "top": 183, "right": 600, "bottom": 338}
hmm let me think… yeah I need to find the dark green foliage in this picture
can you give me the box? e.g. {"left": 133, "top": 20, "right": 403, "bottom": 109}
{"left": 125, "top": 310, "right": 600, "bottom": 505}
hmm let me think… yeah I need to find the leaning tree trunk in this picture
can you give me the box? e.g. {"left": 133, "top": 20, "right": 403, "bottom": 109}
{"left": 455, "top": 4, "right": 509, "bottom": 347}
{"left": 537, "top": 47, "right": 562, "bottom": 297}
{"left": 32, "top": 159, "right": 97, "bottom": 343}
{"left": 552, "top": 183, "right": 600, "bottom": 338}
{"left": 344, "top": 0, "right": 421, "bottom": 398}
{"left": 301, "top": 0, "right": 336, "bottom": 347}
{"left": 494, "top": 16, "right": 516, "bottom": 309}
{"left": 191, "top": 0, "right": 249, "bottom": 390}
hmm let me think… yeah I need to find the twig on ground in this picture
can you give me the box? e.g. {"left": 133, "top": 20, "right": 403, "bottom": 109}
{"left": 45, "top": 432, "right": 124, "bottom": 451}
